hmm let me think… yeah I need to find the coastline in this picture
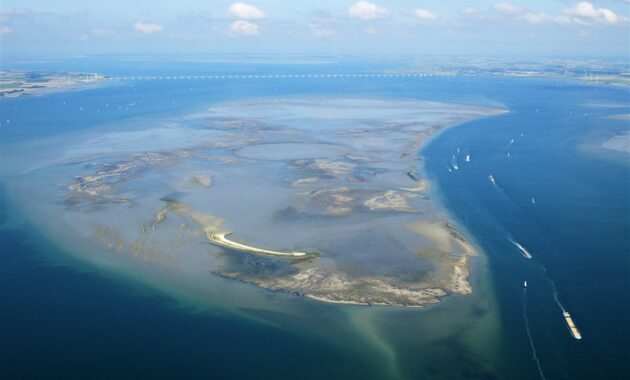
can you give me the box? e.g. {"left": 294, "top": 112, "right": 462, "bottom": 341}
{"left": 0, "top": 70, "right": 106, "bottom": 98}
{"left": 413, "top": 107, "right": 510, "bottom": 301}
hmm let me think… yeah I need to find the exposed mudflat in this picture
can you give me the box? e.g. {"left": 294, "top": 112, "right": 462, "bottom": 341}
{"left": 11, "top": 98, "right": 503, "bottom": 307}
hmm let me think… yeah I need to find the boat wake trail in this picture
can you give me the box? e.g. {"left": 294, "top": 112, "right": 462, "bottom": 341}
{"left": 550, "top": 278, "right": 564, "bottom": 311}
{"left": 523, "top": 288, "right": 547, "bottom": 380}
{"left": 541, "top": 265, "right": 567, "bottom": 311}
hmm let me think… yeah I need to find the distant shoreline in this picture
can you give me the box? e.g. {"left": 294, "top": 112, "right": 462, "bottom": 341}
{"left": 0, "top": 70, "right": 104, "bottom": 98}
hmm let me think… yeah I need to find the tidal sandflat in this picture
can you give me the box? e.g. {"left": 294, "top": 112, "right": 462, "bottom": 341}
{"left": 7, "top": 98, "right": 505, "bottom": 307}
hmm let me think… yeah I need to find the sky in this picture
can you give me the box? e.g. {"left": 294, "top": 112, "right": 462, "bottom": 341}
{"left": 0, "top": 1, "right": 629, "bottom": 58}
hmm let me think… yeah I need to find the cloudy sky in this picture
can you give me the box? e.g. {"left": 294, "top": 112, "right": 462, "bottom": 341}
{"left": 1, "top": 1, "right": 628, "bottom": 57}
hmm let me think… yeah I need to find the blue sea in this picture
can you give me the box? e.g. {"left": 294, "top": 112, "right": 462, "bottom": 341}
{"left": 1, "top": 57, "right": 628, "bottom": 379}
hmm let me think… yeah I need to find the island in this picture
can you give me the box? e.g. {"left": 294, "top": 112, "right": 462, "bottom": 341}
{"left": 39, "top": 98, "right": 508, "bottom": 307}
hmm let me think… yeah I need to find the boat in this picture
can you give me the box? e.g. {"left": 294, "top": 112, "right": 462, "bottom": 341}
{"left": 531, "top": 197, "right": 536, "bottom": 204}
{"left": 524, "top": 281, "right": 528, "bottom": 288}
{"left": 563, "top": 311, "right": 582, "bottom": 340}
{"left": 465, "top": 154, "right": 471, "bottom": 162}
{"left": 407, "top": 171, "right": 420, "bottom": 182}
{"left": 488, "top": 175, "right": 496, "bottom": 185}
{"left": 511, "top": 240, "right": 533, "bottom": 259}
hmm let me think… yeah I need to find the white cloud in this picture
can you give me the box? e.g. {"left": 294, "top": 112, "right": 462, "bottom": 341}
{"left": 460, "top": 2, "right": 625, "bottom": 27}
{"left": 92, "top": 28, "right": 115, "bottom": 37}
{"left": 523, "top": 12, "right": 548, "bottom": 24}
{"left": 311, "top": 24, "right": 335, "bottom": 37}
{"left": 348, "top": 1, "right": 388, "bottom": 20}
{"left": 493, "top": 2, "right": 523, "bottom": 15}
{"left": 563, "top": 2, "right": 621, "bottom": 24}
{"left": 229, "top": 2, "right": 265, "bottom": 20}
{"left": 460, "top": 7, "right": 479, "bottom": 16}
{"left": 414, "top": 8, "right": 438, "bottom": 21}
{"left": 230, "top": 20, "right": 259, "bottom": 35}
{"left": 133, "top": 21, "right": 164, "bottom": 34}
{"left": 362, "top": 25, "right": 379, "bottom": 34}
{"left": 0, "top": 26, "right": 11, "bottom": 37}
{"left": 554, "top": 15, "right": 579, "bottom": 25}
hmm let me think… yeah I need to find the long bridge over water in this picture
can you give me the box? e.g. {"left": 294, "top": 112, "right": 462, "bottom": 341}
{"left": 101, "top": 72, "right": 447, "bottom": 81}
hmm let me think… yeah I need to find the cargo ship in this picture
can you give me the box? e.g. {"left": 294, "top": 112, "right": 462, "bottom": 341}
{"left": 563, "top": 311, "right": 582, "bottom": 340}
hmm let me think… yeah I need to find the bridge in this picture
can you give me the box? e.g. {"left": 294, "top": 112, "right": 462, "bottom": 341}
{"left": 102, "top": 72, "right": 447, "bottom": 81}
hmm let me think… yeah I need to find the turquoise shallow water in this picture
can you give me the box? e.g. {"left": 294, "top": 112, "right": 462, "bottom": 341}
{"left": 1, "top": 58, "right": 628, "bottom": 379}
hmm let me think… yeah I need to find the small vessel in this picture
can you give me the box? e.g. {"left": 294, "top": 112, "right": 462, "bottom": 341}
{"left": 511, "top": 240, "right": 533, "bottom": 259}
{"left": 453, "top": 163, "right": 459, "bottom": 170}
{"left": 563, "top": 311, "right": 582, "bottom": 340}
{"left": 465, "top": 154, "right": 471, "bottom": 162}
{"left": 488, "top": 175, "right": 496, "bottom": 185}
{"left": 531, "top": 197, "right": 536, "bottom": 204}
{"left": 407, "top": 171, "right": 420, "bottom": 182}
{"left": 524, "top": 281, "right": 528, "bottom": 288}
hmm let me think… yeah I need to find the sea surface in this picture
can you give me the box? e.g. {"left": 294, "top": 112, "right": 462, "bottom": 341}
{"left": 1, "top": 57, "right": 628, "bottom": 379}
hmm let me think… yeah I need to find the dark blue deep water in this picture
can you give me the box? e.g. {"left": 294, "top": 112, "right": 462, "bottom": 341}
{"left": 1, "top": 58, "right": 628, "bottom": 379}
{"left": 422, "top": 80, "right": 630, "bottom": 379}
